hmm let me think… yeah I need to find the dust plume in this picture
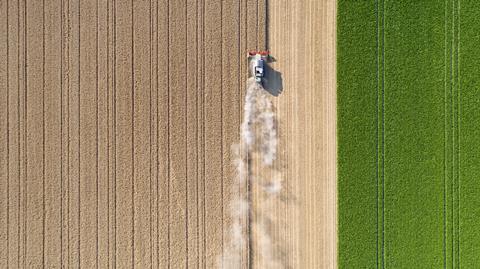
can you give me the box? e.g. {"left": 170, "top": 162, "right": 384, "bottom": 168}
{"left": 220, "top": 75, "right": 285, "bottom": 269}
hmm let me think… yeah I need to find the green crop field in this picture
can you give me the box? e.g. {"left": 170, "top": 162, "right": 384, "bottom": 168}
{"left": 338, "top": 0, "right": 480, "bottom": 267}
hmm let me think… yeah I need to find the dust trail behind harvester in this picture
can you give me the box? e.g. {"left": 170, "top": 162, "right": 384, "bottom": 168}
{"left": 220, "top": 77, "right": 285, "bottom": 269}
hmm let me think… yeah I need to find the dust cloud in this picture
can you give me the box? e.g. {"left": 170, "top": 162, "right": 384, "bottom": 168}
{"left": 220, "top": 75, "right": 285, "bottom": 269}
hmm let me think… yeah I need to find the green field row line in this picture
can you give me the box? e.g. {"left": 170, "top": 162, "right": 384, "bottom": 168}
{"left": 376, "top": 0, "right": 385, "bottom": 268}
{"left": 445, "top": 0, "right": 461, "bottom": 268}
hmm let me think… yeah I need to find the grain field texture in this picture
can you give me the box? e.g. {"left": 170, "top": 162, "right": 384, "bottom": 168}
{"left": 253, "top": 1, "right": 336, "bottom": 268}
{"left": 0, "top": 0, "right": 336, "bottom": 268}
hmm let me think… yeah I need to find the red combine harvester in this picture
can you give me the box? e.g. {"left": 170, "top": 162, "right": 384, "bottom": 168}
{"left": 248, "top": 50, "right": 270, "bottom": 85}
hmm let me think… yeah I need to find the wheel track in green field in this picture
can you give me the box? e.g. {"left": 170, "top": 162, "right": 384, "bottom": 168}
{"left": 375, "top": 1, "right": 462, "bottom": 268}
{"left": 375, "top": 0, "right": 385, "bottom": 268}
{"left": 457, "top": 1, "right": 461, "bottom": 265}
{"left": 446, "top": 0, "right": 461, "bottom": 268}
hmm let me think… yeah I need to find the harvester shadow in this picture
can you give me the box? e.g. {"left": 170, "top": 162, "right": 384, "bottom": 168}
{"left": 263, "top": 63, "right": 283, "bottom": 97}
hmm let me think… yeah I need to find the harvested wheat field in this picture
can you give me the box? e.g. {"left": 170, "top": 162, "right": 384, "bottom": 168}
{"left": 0, "top": 0, "right": 336, "bottom": 268}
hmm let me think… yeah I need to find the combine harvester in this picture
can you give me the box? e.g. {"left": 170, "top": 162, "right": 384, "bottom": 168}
{"left": 248, "top": 50, "right": 270, "bottom": 85}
